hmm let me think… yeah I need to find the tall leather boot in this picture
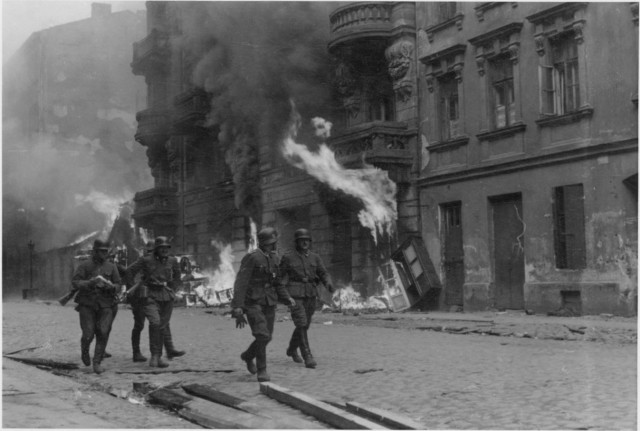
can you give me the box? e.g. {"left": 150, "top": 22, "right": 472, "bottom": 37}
{"left": 300, "top": 329, "right": 317, "bottom": 369}
{"left": 80, "top": 338, "right": 91, "bottom": 366}
{"left": 148, "top": 326, "right": 168, "bottom": 368}
{"left": 240, "top": 341, "right": 258, "bottom": 374}
{"left": 286, "top": 328, "right": 303, "bottom": 363}
{"left": 164, "top": 328, "right": 186, "bottom": 359}
{"left": 93, "top": 341, "right": 106, "bottom": 374}
{"left": 255, "top": 338, "right": 270, "bottom": 382}
{"left": 131, "top": 330, "right": 147, "bottom": 362}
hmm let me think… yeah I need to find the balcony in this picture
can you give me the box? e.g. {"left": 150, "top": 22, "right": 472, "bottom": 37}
{"left": 329, "top": 2, "right": 394, "bottom": 51}
{"left": 131, "top": 29, "right": 170, "bottom": 76}
{"left": 328, "top": 122, "right": 416, "bottom": 182}
{"left": 134, "top": 108, "right": 171, "bottom": 146}
{"left": 132, "top": 187, "right": 178, "bottom": 223}
{"left": 172, "top": 89, "right": 211, "bottom": 134}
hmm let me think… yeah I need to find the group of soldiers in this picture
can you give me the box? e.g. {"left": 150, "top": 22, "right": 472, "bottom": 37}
{"left": 70, "top": 227, "right": 333, "bottom": 382}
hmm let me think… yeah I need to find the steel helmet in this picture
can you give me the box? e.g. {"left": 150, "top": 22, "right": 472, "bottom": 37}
{"left": 294, "top": 228, "right": 312, "bottom": 241}
{"left": 93, "top": 239, "right": 110, "bottom": 251}
{"left": 257, "top": 227, "right": 278, "bottom": 246}
{"left": 154, "top": 236, "right": 171, "bottom": 249}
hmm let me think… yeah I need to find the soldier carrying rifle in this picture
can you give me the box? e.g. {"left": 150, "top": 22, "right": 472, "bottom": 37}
{"left": 125, "top": 236, "right": 185, "bottom": 368}
{"left": 70, "top": 239, "right": 121, "bottom": 374}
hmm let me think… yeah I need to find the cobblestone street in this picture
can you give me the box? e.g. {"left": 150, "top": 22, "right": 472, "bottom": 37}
{"left": 3, "top": 300, "right": 637, "bottom": 430}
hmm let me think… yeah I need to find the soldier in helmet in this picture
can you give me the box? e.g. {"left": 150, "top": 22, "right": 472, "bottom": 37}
{"left": 280, "top": 228, "right": 334, "bottom": 369}
{"left": 71, "top": 239, "right": 121, "bottom": 374}
{"left": 125, "top": 236, "right": 184, "bottom": 368}
{"left": 231, "top": 227, "right": 296, "bottom": 382}
{"left": 125, "top": 241, "right": 185, "bottom": 363}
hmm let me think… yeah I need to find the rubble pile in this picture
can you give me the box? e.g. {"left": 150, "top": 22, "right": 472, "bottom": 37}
{"left": 330, "top": 286, "right": 389, "bottom": 314}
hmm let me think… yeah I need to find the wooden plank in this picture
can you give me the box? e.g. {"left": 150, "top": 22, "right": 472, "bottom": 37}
{"left": 180, "top": 396, "right": 317, "bottom": 429}
{"left": 178, "top": 408, "right": 244, "bottom": 429}
{"left": 345, "top": 401, "right": 426, "bottom": 430}
{"left": 147, "top": 388, "right": 193, "bottom": 410}
{"left": 6, "top": 357, "right": 79, "bottom": 370}
{"left": 115, "top": 368, "right": 232, "bottom": 374}
{"left": 260, "top": 382, "right": 388, "bottom": 430}
{"left": 182, "top": 383, "right": 268, "bottom": 417}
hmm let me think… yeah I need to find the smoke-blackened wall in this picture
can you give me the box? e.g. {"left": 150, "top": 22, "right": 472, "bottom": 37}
{"left": 172, "top": 2, "right": 336, "bottom": 221}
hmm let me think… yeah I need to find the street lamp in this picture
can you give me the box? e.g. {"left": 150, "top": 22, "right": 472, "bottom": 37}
{"left": 27, "top": 240, "right": 35, "bottom": 294}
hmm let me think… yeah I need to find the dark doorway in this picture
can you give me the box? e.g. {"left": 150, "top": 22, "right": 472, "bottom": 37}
{"left": 491, "top": 194, "right": 525, "bottom": 309}
{"left": 442, "top": 202, "right": 464, "bottom": 306}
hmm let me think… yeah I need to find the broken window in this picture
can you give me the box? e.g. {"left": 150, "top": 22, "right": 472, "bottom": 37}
{"left": 553, "top": 184, "right": 586, "bottom": 269}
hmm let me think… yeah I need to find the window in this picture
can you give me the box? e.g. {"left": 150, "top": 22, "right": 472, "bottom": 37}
{"left": 437, "top": 2, "right": 458, "bottom": 22}
{"left": 438, "top": 73, "right": 459, "bottom": 141}
{"left": 553, "top": 184, "right": 586, "bottom": 269}
{"left": 490, "top": 55, "right": 515, "bottom": 128}
{"left": 540, "top": 32, "right": 580, "bottom": 115}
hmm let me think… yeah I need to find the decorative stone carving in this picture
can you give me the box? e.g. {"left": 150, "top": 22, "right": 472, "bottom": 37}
{"left": 508, "top": 43, "right": 520, "bottom": 63}
{"left": 425, "top": 74, "right": 434, "bottom": 93}
{"left": 386, "top": 41, "right": 414, "bottom": 81}
{"left": 572, "top": 21, "right": 585, "bottom": 43}
{"left": 343, "top": 94, "right": 361, "bottom": 119}
{"left": 394, "top": 80, "right": 413, "bottom": 103}
{"left": 453, "top": 64, "right": 463, "bottom": 82}
{"left": 334, "top": 61, "right": 357, "bottom": 97}
{"left": 534, "top": 35, "right": 546, "bottom": 56}
{"left": 476, "top": 55, "right": 486, "bottom": 76}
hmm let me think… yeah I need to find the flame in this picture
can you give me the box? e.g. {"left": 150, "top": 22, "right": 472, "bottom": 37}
{"left": 281, "top": 106, "right": 397, "bottom": 243}
{"left": 331, "top": 285, "right": 389, "bottom": 312}
{"left": 68, "top": 230, "right": 100, "bottom": 247}
{"left": 248, "top": 218, "right": 258, "bottom": 252}
{"left": 192, "top": 240, "right": 237, "bottom": 306}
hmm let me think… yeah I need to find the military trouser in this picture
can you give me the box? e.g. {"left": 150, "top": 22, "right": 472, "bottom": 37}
{"left": 78, "top": 304, "right": 115, "bottom": 364}
{"left": 288, "top": 297, "right": 316, "bottom": 356}
{"left": 143, "top": 298, "right": 173, "bottom": 356}
{"left": 130, "top": 298, "right": 146, "bottom": 354}
{"left": 243, "top": 304, "right": 276, "bottom": 371}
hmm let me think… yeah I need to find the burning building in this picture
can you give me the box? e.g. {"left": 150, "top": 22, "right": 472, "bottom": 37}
{"left": 2, "top": 3, "right": 149, "bottom": 298}
{"left": 130, "top": 2, "right": 637, "bottom": 316}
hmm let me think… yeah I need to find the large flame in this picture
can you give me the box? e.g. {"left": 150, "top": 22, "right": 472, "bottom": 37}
{"left": 281, "top": 107, "right": 397, "bottom": 243}
{"left": 331, "top": 285, "right": 389, "bottom": 312}
{"left": 192, "top": 240, "right": 237, "bottom": 306}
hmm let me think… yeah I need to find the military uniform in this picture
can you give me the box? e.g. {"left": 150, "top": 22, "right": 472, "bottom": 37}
{"left": 72, "top": 240, "right": 121, "bottom": 373}
{"left": 125, "top": 237, "right": 181, "bottom": 367}
{"left": 231, "top": 228, "right": 294, "bottom": 382}
{"left": 280, "top": 228, "right": 333, "bottom": 368}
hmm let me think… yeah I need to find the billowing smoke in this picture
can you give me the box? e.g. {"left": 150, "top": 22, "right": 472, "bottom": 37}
{"left": 282, "top": 107, "right": 398, "bottom": 243}
{"left": 174, "top": 2, "right": 335, "bottom": 221}
{"left": 2, "top": 9, "right": 151, "bottom": 253}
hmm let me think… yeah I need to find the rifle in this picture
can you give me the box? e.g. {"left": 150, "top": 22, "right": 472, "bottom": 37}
{"left": 58, "top": 276, "right": 117, "bottom": 306}
{"left": 58, "top": 288, "right": 79, "bottom": 306}
{"left": 121, "top": 280, "right": 146, "bottom": 302}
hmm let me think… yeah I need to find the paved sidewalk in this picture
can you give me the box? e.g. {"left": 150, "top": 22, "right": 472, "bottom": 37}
{"left": 2, "top": 357, "right": 192, "bottom": 429}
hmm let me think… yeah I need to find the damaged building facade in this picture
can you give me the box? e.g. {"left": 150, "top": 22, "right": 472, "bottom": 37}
{"left": 131, "top": 2, "right": 637, "bottom": 316}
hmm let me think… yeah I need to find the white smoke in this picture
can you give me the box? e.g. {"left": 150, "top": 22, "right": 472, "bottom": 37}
{"left": 281, "top": 108, "right": 397, "bottom": 243}
{"left": 312, "top": 117, "right": 332, "bottom": 139}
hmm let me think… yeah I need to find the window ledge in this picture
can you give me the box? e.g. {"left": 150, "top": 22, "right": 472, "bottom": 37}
{"left": 476, "top": 122, "right": 526, "bottom": 141}
{"left": 429, "top": 135, "right": 470, "bottom": 152}
{"left": 535, "top": 106, "right": 594, "bottom": 127}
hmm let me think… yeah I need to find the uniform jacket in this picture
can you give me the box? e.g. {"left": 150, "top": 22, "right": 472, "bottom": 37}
{"left": 231, "top": 249, "right": 292, "bottom": 309}
{"left": 72, "top": 258, "right": 122, "bottom": 308}
{"left": 125, "top": 254, "right": 181, "bottom": 301}
{"left": 280, "top": 249, "right": 331, "bottom": 298}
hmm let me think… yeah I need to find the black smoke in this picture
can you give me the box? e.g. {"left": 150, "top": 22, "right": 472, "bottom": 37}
{"left": 173, "top": 1, "right": 337, "bottom": 221}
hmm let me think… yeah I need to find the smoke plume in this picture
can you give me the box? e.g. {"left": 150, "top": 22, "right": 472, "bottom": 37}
{"left": 174, "top": 2, "right": 335, "bottom": 220}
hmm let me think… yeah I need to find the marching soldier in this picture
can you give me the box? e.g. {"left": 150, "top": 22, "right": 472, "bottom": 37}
{"left": 280, "top": 228, "right": 334, "bottom": 368}
{"left": 126, "top": 241, "right": 186, "bottom": 363}
{"left": 231, "top": 227, "right": 296, "bottom": 382}
{"left": 71, "top": 239, "right": 121, "bottom": 374}
{"left": 125, "top": 236, "right": 184, "bottom": 368}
